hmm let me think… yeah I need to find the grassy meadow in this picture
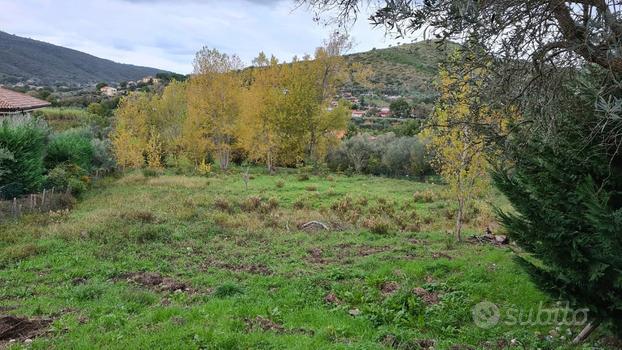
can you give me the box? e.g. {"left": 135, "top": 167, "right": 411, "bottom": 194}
{"left": 0, "top": 170, "right": 613, "bottom": 349}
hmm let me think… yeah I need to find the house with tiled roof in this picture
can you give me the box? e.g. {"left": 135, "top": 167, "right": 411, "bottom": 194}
{"left": 0, "top": 87, "right": 51, "bottom": 116}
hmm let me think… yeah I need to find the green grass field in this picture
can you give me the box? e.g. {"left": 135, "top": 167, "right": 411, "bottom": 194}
{"left": 0, "top": 171, "right": 614, "bottom": 349}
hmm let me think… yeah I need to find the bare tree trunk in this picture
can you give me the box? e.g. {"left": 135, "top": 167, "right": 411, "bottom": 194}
{"left": 455, "top": 198, "right": 464, "bottom": 241}
{"left": 572, "top": 321, "right": 600, "bottom": 344}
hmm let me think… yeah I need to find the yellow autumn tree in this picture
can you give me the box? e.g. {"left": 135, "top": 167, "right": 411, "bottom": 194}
{"left": 155, "top": 80, "right": 187, "bottom": 157}
{"left": 111, "top": 92, "right": 152, "bottom": 168}
{"left": 186, "top": 47, "right": 243, "bottom": 170}
{"left": 423, "top": 55, "right": 509, "bottom": 241}
{"left": 238, "top": 54, "right": 283, "bottom": 171}
{"left": 238, "top": 33, "right": 352, "bottom": 170}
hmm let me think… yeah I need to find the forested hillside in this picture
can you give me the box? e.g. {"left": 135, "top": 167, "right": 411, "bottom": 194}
{"left": 0, "top": 31, "right": 167, "bottom": 85}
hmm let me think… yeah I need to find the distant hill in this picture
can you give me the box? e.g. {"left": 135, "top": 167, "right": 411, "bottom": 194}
{"left": 345, "top": 40, "right": 458, "bottom": 103}
{"left": 0, "top": 31, "right": 168, "bottom": 86}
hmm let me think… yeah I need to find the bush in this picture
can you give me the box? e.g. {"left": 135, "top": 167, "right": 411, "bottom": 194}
{"left": 142, "top": 168, "right": 162, "bottom": 178}
{"left": 91, "top": 138, "right": 116, "bottom": 172}
{"left": 240, "top": 196, "right": 262, "bottom": 212}
{"left": 328, "top": 132, "right": 432, "bottom": 178}
{"left": 362, "top": 216, "right": 394, "bottom": 234}
{"left": 0, "top": 116, "right": 47, "bottom": 198}
{"left": 46, "top": 128, "right": 94, "bottom": 171}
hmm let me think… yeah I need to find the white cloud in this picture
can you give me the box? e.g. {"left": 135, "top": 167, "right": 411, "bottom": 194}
{"left": 0, "top": 0, "right": 409, "bottom": 73}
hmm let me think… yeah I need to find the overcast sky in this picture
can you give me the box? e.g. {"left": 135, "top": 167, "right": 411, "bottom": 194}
{"left": 0, "top": 0, "right": 412, "bottom": 73}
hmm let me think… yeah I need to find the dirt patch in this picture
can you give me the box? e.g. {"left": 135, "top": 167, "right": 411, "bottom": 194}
{"left": 324, "top": 292, "right": 341, "bottom": 305}
{"left": 245, "top": 316, "right": 286, "bottom": 333}
{"left": 416, "top": 339, "right": 436, "bottom": 349}
{"left": 244, "top": 316, "right": 314, "bottom": 336}
{"left": 431, "top": 252, "right": 453, "bottom": 260}
{"left": 413, "top": 287, "right": 440, "bottom": 305}
{"left": 0, "top": 315, "right": 52, "bottom": 346}
{"left": 118, "top": 272, "right": 193, "bottom": 293}
{"left": 306, "top": 248, "right": 329, "bottom": 264}
{"left": 380, "top": 281, "right": 400, "bottom": 295}
{"left": 71, "top": 277, "right": 88, "bottom": 285}
{"left": 356, "top": 245, "right": 391, "bottom": 257}
{"left": 202, "top": 259, "right": 272, "bottom": 276}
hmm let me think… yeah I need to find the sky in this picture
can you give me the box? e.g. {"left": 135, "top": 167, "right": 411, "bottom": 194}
{"left": 0, "top": 0, "right": 410, "bottom": 74}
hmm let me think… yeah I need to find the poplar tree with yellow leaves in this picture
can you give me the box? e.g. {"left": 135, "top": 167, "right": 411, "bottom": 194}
{"left": 186, "top": 47, "right": 243, "bottom": 170}
{"left": 423, "top": 55, "right": 508, "bottom": 241}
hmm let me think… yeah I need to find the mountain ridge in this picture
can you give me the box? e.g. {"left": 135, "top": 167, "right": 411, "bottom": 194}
{"left": 0, "top": 31, "right": 169, "bottom": 86}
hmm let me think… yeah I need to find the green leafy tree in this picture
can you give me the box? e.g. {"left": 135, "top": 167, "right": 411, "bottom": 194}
{"left": 389, "top": 98, "right": 411, "bottom": 118}
{"left": 87, "top": 102, "right": 108, "bottom": 117}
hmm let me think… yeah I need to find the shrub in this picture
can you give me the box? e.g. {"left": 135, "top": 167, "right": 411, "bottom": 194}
{"left": 142, "top": 168, "right": 161, "bottom": 178}
{"left": 46, "top": 128, "right": 94, "bottom": 171}
{"left": 197, "top": 160, "right": 212, "bottom": 176}
{"left": 166, "top": 155, "right": 195, "bottom": 175}
{"left": 240, "top": 196, "right": 262, "bottom": 212}
{"left": 266, "top": 197, "right": 279, "bottom": 211}
{"left": 413, "top": 190, "right": 435, "bottom": 203}
{"left": 293, "top": 198, "right": 308, "bottom": 210}
{"left": 214, "top": 197, "right": 233, "bottom": 213}
{"left": 91, "top": 138, "right": 116, "bottom": 172}
{"left": 0, "top": 116, "right": 47, "bottom": 198}
{"left": 327, "top": 132, "right": 433, "bottom": 178}
{"left": 362, "top": 216, "right": 394, "bottom": 235}
{"left": 275, "top": 179, "right": 285, "bottom": 188}
{"left": 67, "top": 177, "right": 88, "bottom": 196}
{"left": 331, "top": 196, "right": 354, "bottom": 215}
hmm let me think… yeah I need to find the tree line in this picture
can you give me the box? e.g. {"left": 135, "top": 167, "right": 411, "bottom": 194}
{"left": 112, "top": 33, "right": 360, "bottom": 173}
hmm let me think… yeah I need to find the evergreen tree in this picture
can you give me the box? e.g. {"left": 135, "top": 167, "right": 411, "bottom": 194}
{"left": 493, "top": 73, "right": 622, "bottom": 335}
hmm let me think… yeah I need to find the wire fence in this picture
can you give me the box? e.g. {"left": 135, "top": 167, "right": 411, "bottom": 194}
{"left": 0, "top": 187, "right": 75, "bottom": 221}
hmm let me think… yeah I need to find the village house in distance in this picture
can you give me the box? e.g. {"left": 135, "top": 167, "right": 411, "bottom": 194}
{"left": 0, "top": 86, "right": 51, "bottom": 116}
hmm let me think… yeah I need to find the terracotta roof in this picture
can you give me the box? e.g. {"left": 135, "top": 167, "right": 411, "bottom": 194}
{"left": 0, "top": 87, "right": 51, "bottom": 112}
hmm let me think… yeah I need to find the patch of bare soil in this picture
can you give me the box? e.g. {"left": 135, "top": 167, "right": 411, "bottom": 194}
{"left": 245, "top": 316, "right": 314, "bottom": 336}
{"left": 413, "top": 287, "right": 440, "bottom": 305}
{"left": 245, "top": 316, "right": 286, "bottom": 333}
{"left": 306, "top": 247, "right": 329, "bottom": 264}
{"left": 0, "top": 315, "right": 52, "bottom": 348}
{"left": 118, "top": 272, "right": 193, "bottom": 293}
{"left": 323, "top": 292, "right": 341, "bottom": 305}
{"left": 380, "top": 281, "right": 400, "bottom": 295}
{"left": 202, "top": 259, "right": 272, "bottom": 275}
{"left": 431, "top": 252, "right": 453, "bottom": 260}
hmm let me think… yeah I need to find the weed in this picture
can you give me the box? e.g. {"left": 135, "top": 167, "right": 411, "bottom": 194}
{"left": 275, "top": 180, "right": 285, "bottom": 188}
{"left": 297, "top": 174, "right": 310, "bottom": 181}
{"left": 293, "top": 198, "right": 308, "bottom": 210}
{"left": 356, "top": 196, "right": 369, "bottom": 207}
{"left": 240, "top": 196, "right": 262, "bottom": 212}
{"left": 214, "top": 197, "right": 233, "bottom": 213}
{"left": 214, "top": 283, "right": 245, "bottom": 298}
{"left": 413, "top": 190, "right": 435, "bottom": 203}
{"left": 121, "top": 210, "right": 157, "bottom": 223}
{"left": 363, "top": 216, "right": 394, "bottom": 235}
{"left": 305, "top": 185, "right": 318, "bottom": 192}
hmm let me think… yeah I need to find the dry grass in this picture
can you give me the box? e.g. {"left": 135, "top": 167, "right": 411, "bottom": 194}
{"left": 147, "top": 176, "right": 209, "bottom": 189}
